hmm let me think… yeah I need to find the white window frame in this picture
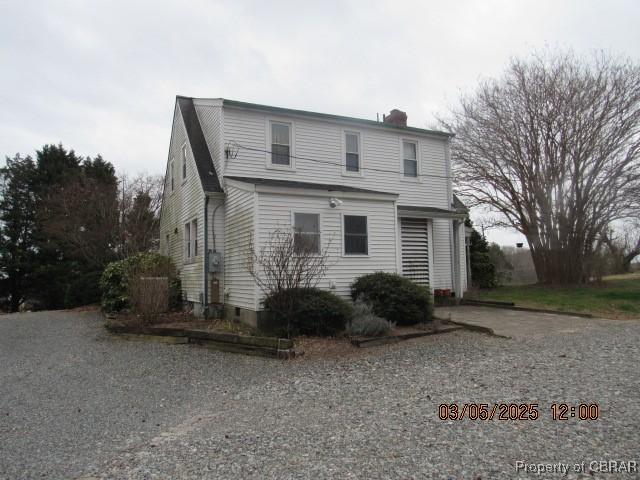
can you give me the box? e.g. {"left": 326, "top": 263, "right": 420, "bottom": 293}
{"left": 342, "top": 129, "right": 364, "bottom": 177}
{"left": 266, "top": 118, "right": 295, "bottom": 171}
{"left": 183, "top": 218, "right": 198, "bottom": 262}
{"left": 191, "top": 218, "right": 198, "bottom": 257}
{"left": 181, "top": 143, "right": 188, "bottom": 182}
{"left": 170, "top": 158, "right": 175, "bottom": 192}
{"left": 184, "top": 222, "right": 191, "bottom": 260}
{"left": 341, "top": 213, "right": 370, "bottom": 257}
{"left": 291, "top": 211, "right": 322, "bottom": 255}
{"left": 400, "top": 138, "right": 420, "bottom": 182}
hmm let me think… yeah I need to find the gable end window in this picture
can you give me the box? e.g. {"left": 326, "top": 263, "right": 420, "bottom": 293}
{"left": 293, "top": 213, "right": 320, "bottom": 254}
{"left": 403, "top": 140, "right": 418, "bottom": 178}
{"left": 181, "top": 144, "right": 188, "bottom": 180}
{"left": 170, "top": 158, "right": 175, "bottom": 191}
{"left": 345, "top": 132, "right": 360, "bottom": 173}
{"left": 270, "top": 122, "right": 291, "bottom": 166}
{"left": 344, "top": 215, "right": 368, "bottom": 255}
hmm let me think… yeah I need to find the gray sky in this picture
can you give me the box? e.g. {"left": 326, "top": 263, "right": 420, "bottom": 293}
{"left": 1, "top": 0, "right": 638, "bottom": 245}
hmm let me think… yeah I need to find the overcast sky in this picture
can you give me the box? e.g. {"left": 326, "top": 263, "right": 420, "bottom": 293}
{"left": 1, "top": 0, "right": 638, "bottom": 245}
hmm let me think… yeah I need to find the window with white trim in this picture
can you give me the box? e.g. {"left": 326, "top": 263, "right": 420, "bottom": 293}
{"left": 184, "top": 219, "right": 198, "bottom": 260}
{"left": 170, "top": 159, "right": 175, "bottom": 191}
{"left": 344, "top": 131, "right": 360, "bottom": 173}
{"left": 184, "top": 223, "right": 190, "bottom": 259}
{"left": 181, "top": 144, "right": 187, "bottom": 180}
{"left": 402, "top": 140, "right": 418, "bottom": 178}
{"left": 270, "top": 122, "right": 291, "bottom": 166}
{"left": 293, "top": 213, "right": 320, "bottom": 254}
{"left": 344, "top": 215, "right": 368, "bottom": 255}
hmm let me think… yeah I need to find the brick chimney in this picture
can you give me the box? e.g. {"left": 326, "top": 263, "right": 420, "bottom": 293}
{"left": 383, "top": 109, "right": 407, "bottom": 127}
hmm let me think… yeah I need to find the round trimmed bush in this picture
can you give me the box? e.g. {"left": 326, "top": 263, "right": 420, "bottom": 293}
{"left": 263, "top": 288, "right": 353, "bottom": 337}
{"left": 350, "top": 272, "right": 433, "bottom": 325}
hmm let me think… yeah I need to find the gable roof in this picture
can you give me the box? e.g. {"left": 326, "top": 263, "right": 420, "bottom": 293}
{"left": 225, "top": 176, "right": 396, "bottom": 196}
{"left": 176, "top": 96, "right": 223, "bottom": 193}
{"left": 191, "top": 98, "right": 453, "bottom": 138}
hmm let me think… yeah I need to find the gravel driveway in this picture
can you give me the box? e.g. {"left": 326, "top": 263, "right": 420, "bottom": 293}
{"left": 1, "top": 309, "right": 638, "bottom": 479}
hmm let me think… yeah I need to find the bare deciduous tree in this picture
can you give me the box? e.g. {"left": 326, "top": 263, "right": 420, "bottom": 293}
{"left": 117, "top": 173, "right": 163, "bottom": 257}
{"left": 42, "top": 175, "right": 119, "bottom": 268}
{"left": 246, "top": 229, "right": 332, "bottom": 335}
{"left": 444, "top": 51, "right": 640, "bottom": 284}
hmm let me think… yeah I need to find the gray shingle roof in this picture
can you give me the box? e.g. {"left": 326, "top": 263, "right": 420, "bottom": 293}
{"left": 176, "top": 96, "right": 223, "bottom": 193}
{"left": 224, "top": 176, "right": 396, "bottom": 196}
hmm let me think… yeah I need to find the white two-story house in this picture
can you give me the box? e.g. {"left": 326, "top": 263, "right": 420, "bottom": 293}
{"left": 159, "top": 96, "right": 468, "bottom": 326}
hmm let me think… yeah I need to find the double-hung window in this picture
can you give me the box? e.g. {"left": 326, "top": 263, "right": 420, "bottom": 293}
{"left": 293, "top": 213, "right": 320, "bottom": 254}
{"left": 181, "top": 144, "right": 187, "bottom": 180}
{"left": 344, "top": 131, "right": 360, "bottom": 173}
{"left": 270, "top": 122, "right": 291, "bottom": 166}
{"left": 170, "top": 159, "right": 175, "bottom": 191}
{"left": 184, "top": 219, "right": 198, "bottom": 260}
{"left": 402, "top": 140, "right": 418, "bottom": 178}
{"left": 344, "top": 215, "right": 368, "bottom": 255}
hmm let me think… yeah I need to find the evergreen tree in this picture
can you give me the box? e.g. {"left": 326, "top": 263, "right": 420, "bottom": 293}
{"left": 0, "top": 155, "right": 38, "bottom": 311}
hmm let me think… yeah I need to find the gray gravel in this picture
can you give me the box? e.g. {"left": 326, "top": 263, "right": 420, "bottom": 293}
{"left": 1, "top": 310, "right": 638, "bottom": 479}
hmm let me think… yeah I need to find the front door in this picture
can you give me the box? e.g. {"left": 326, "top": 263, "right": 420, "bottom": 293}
{"left": 400, "top": 217, "right": 430, "bottom": 286}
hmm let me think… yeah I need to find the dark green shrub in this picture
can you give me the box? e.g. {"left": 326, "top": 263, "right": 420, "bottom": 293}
{"left": 99, "top": 253, "right": 179, "bottom": 312}
{"left": 351, "top": 272, "right": 433, "bottom": 325}
{"left": 263, "top": 288, "right": 353, "bottom": 337}
{"left": 64, "top": 270, "right": 103, "bottom": 308}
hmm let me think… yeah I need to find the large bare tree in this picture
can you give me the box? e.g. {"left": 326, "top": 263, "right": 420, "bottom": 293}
{"left": 445, "top": 51, "right": 640, "bottom": 284}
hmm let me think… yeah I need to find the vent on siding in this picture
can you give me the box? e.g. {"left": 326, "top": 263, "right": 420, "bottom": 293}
{"left": 400, "top": 217, "right": 429, "bottom": 286}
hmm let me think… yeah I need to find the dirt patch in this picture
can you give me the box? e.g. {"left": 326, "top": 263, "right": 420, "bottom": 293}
{"left": 107, "top": 312, "right": 258, "bottom": 336}
{"left": 292, "top": 323, "right": 445, "bottom": 361}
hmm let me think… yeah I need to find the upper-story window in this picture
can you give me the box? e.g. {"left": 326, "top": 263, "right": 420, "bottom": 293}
{"left": 344, "top": 131, "right": 361, "bottom": 174}
{"left": 270, "top": 122, "right": 291, "bottom": 166}
{"left": 402, "top": 140, "right": 418, "bottom": 178}
{"left": 170, "top": 158, "right": 175, "bottom": 191}
{"left": 293, "top": 212, "right": 320, "bottom": 254}
{"left": 181, "top": 144, "right": 188, "bottom": 180}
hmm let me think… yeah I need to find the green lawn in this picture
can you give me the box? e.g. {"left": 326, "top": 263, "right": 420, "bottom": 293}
{"left": 469, "top": 273, "right": 640, "bottom": 319}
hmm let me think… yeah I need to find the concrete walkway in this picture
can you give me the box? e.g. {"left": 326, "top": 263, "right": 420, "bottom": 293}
{"left": 435, "top": 305, "right": 637, "bottom": 339}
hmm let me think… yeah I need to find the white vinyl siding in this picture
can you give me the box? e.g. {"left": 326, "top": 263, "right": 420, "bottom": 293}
{"left": 224, "top": 185, "right": 256, "bottom": 310}
{"left": 257, "top": 192, "right": 396, "bottom": 303}
{"left": 158, "top": 103, "right": 204, "bottom": 304}
{"left": 223, "top": 106, "right": 449, "bottom": 209}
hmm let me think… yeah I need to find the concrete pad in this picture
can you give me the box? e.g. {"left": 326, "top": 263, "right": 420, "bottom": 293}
{"left": 435, "top": 305, "right": 638, "bottom": 339}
